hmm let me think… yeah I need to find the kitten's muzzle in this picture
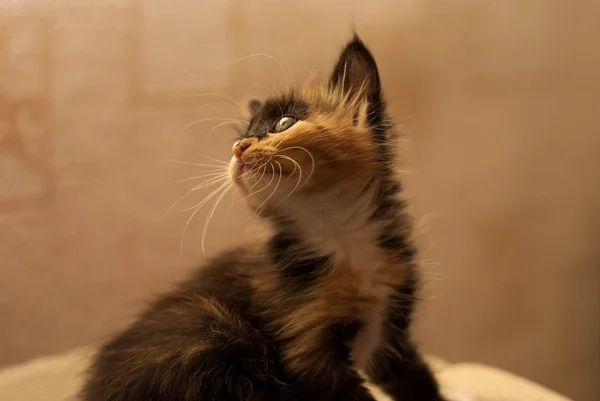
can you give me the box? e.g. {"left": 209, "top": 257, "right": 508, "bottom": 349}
{"left": 232, "top": 138, "right": 252, "bottom": 159}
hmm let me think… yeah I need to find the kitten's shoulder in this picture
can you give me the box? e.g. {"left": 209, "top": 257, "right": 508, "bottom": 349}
{"left": 83, "top": 243, "right": 276, "bottom": 401}
{"left": 185, "top": 242, "right": 266, "bottom": 286}
{"left": 147, "top": 243, "right": 267, "bottom": 314}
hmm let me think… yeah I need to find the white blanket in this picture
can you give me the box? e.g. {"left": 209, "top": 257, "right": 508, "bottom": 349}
{"left": 0, "top": 348, "right": 571, "bottom": 401}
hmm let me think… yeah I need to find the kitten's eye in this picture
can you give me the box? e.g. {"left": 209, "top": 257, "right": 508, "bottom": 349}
{"left": 273, "top": 116, "right": 297, "bottom": 133}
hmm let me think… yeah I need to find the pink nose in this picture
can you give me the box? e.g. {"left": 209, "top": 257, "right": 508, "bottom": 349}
{"left": 233, "top": 140, "right": 251, "bottom": 159}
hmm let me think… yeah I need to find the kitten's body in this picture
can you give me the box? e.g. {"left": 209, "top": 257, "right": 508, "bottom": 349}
{"left": 82, "top": 36, "right": 444, "bottom": 401}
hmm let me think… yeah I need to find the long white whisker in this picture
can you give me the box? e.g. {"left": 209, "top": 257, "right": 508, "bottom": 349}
{"left": 218, "top": 53, "right": 281, "bottom": 70}
{"left": 175, "top": 171, "right": 228, "bottom": 183}
{"left": 177, "top": 118, "right": 246, "bottom": 137}
{"left": 203, "top": 120, "right": 248, "bottom": 147}
{"left": 163, "top": 175, "right": 229, "bottom": 218}
{"left": 274, "top": 155, "right": 302, "bottom": 206}
{"left": 166, "top": 159, "right": 228, "bottom": 168}
{"left": 232, "top": 158, "right": 271, "bottom": 200}
{"left": 191, "top": 101, "right": 240, "bottom": 114}
{"left": 199, "top": 155, "right": 230, "bottom": 165}
{"left": 275, "top": 154, "right": 299, "bottom": 176}
{"left": 174, "top": 92, "right": 242, "bottom": 109}
{"left": 176, "top": 177, "right": 232, "bottom": 212}
{"left": 257, "top": 161, "right": 282, "bottom": 211}
{"left": 244, "top": 158, "right": 272, "bottom": 190}
{"left": 241, "top": 162, "right": 276, "bottom": 201}
{"left": 276, "top": 146, "right": 315, "bottom": 185}
{"left": 180, "top": 181, "right": 230, "bottom": 253}
{"left": 218, "top": 51, "right": 290, "bottom": 91}
{"left": 241, "top": 165, "right": 261, "bottom": 184}
{"left": 201, "top": 183, "right": 232, "bottom": 252}
{"left": 166, "top": 67, "right": 246, "bottom": 110}
{"left": 256, "top": 45, "right": 292, "bottom": 92}
{"left": 191, "top": 175, "right": 230, "bottom": 190}
{"left": 219, "top": 50, "right": 291, "bottom": 88}
{"left": 273, "top": 134, "right": 293, "bottom": 152}
{"left": 199, "top": 83, "right": 246, "bottom": 111}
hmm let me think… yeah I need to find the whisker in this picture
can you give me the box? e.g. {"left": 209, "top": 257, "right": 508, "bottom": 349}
{"left": 256, "top": 45, "right": 292, "bottom": 92}
{"left": 276, "top": 146, "right": 315, "bottom": 185}
{"left": 199, "top": 83, "right": 246, "bottom": 111}
{"left": 233, "top": 156, "right": 271, "bottom": 194}
{"left": 177, "top": 117, "right": 247, "bottom": 137}
{"left": 166, "top": 159, "right": 228, "bottom": 169}
{"left": 247, "top": 162, "right": 269, "bottom": 190}
{"left": 240, "top": 162, "right": 276, "bottom": 201}
{"left": 175, "top": 171, "right": 229, "bottom": 183}
{"left": 163, "top": 175, "right": 229, "bottom": 218}
{"left": 199, "top": 155, "right": 230, "bottom": 165}
{"left": 203, "top": 120, "right": 248, "bottom": 147}
{"left": 240, "top": 165, "right": 261, "bottom": 184}
{"left": 274, "top": 155, "right": 302, "bottom": 206}
{"left": 180, "top": 181, "right": 231, "bottom": 253}
{"left": 201, "top": 183, "right": 233, "bottom": 252}
{"left": 273, "top": 134, "right": 293, "bottom": 152}
{"left": 176, "top": 177, "right": 232, "bottom": 212}
{"left": 166, "top": 67, "right": 246, "bottom": 110}
{"left": 275, "top": 155, "right": 298, "bottom": 177}
{"left": 219, "top": 51, "right": 291, "bottom": 91}
{"left": 257, "top": 161, "right": 283, "bottom": 211}
{"left": 191, "top": 101, "right": 240, "bottom": 114}
{"left": 218, "top": 52, "right": 280, "bottom": 70}
{"left": 175, "top": 92, "right": 241, "bottom": 107}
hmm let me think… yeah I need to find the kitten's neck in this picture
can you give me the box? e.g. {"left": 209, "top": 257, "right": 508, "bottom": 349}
{"left": 273, "top": 184, "right": 383, "bottom": 266}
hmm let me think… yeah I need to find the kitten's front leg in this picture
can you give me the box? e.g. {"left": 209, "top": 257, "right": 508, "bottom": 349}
{"left": 301, "top": 367, "right": 376, "bottom": 401}
{"left": 367, "top": 335, "right": 445, "bottom": 401}
{"left": 281, "top": 320, "right": 377, "bottom": 401}
{"left": 328, "top": 368, "right": 379, "bottom": 401}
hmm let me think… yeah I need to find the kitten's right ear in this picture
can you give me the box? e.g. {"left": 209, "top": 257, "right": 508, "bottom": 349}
{"left": 329, "top": 35, "right": 381, "bottom": 102}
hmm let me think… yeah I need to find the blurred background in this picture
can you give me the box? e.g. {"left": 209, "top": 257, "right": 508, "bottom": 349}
{"left": 0, "top": 0, "right": 598, "bottom": 400}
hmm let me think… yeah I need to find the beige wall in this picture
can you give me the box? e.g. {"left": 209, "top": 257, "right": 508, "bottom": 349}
{"left": 0, "top": 1, "right": 598, "bottom": 400}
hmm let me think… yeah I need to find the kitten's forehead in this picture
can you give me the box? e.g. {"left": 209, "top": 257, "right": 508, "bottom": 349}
{"left": 244, "top": 92, "right": 310, "bottom": 139}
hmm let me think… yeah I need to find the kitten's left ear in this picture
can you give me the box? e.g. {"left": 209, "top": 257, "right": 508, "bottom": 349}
{"left": 240, "top": 97, "right": 262, "bottom": 122}
{"left": 249, "top": 99, "right": 262, "bottom": 117}
{"left": 329, "top": 35, "right": 381, "bottom": 102}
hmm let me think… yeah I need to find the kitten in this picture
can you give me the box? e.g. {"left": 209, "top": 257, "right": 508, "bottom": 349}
{"left": 82, "top": 36, "right": 445, "bottom": 401}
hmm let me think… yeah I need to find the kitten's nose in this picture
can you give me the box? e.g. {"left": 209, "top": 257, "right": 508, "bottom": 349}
{"left": 232, "top": 139, "right": 251, "bottom": 159}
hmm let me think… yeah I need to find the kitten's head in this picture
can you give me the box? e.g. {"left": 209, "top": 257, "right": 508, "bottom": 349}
{"left": 229, "top": 36, "right": 393, "bottom": 215}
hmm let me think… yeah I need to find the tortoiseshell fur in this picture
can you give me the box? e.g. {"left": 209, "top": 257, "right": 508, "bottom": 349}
{"left": 82, "top": 36, "right": 445, "bottom": 401}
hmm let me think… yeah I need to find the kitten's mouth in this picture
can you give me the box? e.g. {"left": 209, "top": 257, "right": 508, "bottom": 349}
{"left": 237, "top": 161, "right": 250, "bottom": 174}
{"left": 231, "top": 157, "right": 264, "bottom": 181}
{"left": 232, "top": 157, "right": 257, "bottom": 175}
{"left": 231, "top": 156, "right": 294, "bottom": 183}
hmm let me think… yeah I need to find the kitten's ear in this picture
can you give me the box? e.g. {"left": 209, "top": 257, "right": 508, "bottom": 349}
{"left": 241, "top": 97, "right": 262, "bottom": 121}
{"left": 248, "top": 99, "right": 262, "bottom": 117}
{"left": 329, "top": 35, "right": 381, "bottom": 101}
{"left": 236, "top": 98, "right": 261, "bottom": 134}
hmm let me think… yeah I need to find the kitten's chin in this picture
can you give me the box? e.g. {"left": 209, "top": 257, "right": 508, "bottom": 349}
{"left": 228, "top": 157, "right": 244, "bottom": 180}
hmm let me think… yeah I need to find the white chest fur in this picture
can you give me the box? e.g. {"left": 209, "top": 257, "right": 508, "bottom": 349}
{"left": 285, "top": 191, "right": 393, "bottom": 371}
{"left": 350, "top": 295, "right": 388, "bottom": 370}
{"left": 336, "top": 233, "right": 391, "bottom": 370}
